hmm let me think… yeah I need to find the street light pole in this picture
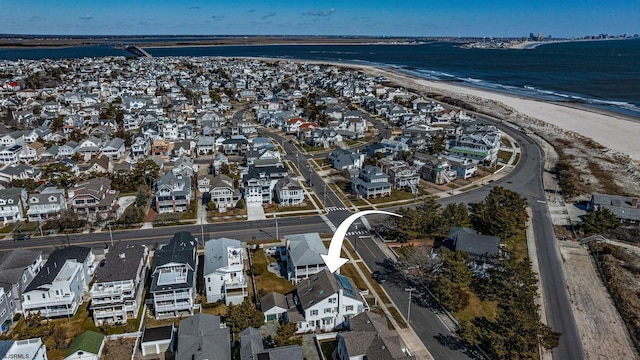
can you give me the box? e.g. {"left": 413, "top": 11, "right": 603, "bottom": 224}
{"left": 405, "top": 287, "right": 416, "bottom": 324}
{"left": 274, "top": 213, "right": 279, "bottom": 241}
{"left": 354, "top": 224, "right": 358, "bottom": 253}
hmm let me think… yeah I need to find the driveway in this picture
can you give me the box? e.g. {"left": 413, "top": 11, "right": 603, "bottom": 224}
{"left": 247, "top": 202, "right": 267, "bottom": 221}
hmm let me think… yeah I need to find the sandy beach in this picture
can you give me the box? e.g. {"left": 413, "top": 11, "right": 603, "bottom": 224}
{"left": 364, "top": 66, "right": 640, "bottom": 160}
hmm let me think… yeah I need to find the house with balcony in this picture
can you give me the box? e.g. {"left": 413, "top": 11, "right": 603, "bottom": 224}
{"left": 242, "top": 166, "right": 288, "bottom": 204}
{"left": 449, "top": 130, "right": 501, "bottom": 166}
{"left": 0, "top": 145, "right": 22, "bottom": 165}
{"left": 76, "top": 136, "right": 103, "bottom": 160}
{"left": 386, "top": 161, "right": 420, "bottom": 190}
{"left": 100, "top": 137, "right": 125, "bottom": 160}
{"left": 274, "top": 176, "right": 305, "bottom": 207}
{"left": 150, "top": 232, "right": 197, "bottom": 319}
{"left": 130, "top": 135, "right": 150, "bottom": 160}
{"left": 0, "top": 287, "right": 12, "bottom": 333}
{"left": 203, "top": 238, "right": 247, "bottom": 305}
{"left": 0, "top": 249, "right": 43, "bottom": 320}
{"left": 351, "top": 166, "right": 392, "bottom": 199}
{"left": 22, "top": 246, "right": 95, "bottom": 319}
{"left": 207, "top": 175, "right": 241, "bottom": 212}
{"left": 0, "top": 338, "right": 48, "bottom": 360}
{"left": 284, "top": 233, "right": 327, "bottom": 281}
{"left": 68, "top": 177, "right": 118, "bottom": 220}
{"left": 90, "top": 244, "right": 148, "bottom": 326}
{"left": 327, "top": 148, "right": 365, "bottom": 171}
{"left": 293, "top": 269, "right": 365, "bottom": 333}
{"left": 58, "top": 141, "right": 78, "bottom": 158}
{"left": 19, "top": 142, "right": 45, "bottom": 162}
{"left": 0, "top": 188, "right": 27, "bottom": 225}
{"left": 26, "top": 187, "right": 67, "bottom": 221}
{"left": 153, "top": 173, "right": 192, "bottom": 214}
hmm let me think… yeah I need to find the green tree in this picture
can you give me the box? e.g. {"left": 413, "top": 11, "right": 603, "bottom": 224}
{"left": 206, "top": 201, "right": 217, "bottom": 212}
{"left": 427, "top": 133, "right": 446, "bottom": 154}
{"left": 471, "top": 186, "right": 528, "bottom": 240}
{"left": 275, "top": 322, "right": 302, "bottom": 347}
{"left": 225, "top": 298, "right": 264, "bottom": 341}
{"left": 132, "top": 159, "right": 160, "bottom": 190}
{"left": 582, "top": 208, "right": 620, "bottom": 235}
{"left": 441, "top": 203, "right": 470, "bottom": 230}
{"left": 235, "top": 199, "right": 246, "bottom": 210}
{"left": 430, "top": 249, "right": 473, "bottom": 312}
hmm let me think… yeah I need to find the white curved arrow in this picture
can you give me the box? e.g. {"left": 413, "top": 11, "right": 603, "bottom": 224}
{"left": 321, "top": 210, "right": 402, "bottom": 273}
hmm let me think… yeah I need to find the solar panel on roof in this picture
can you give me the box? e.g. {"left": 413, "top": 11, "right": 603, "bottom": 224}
{"left": 335, "top": 273, "right": 355, "bottom": 297}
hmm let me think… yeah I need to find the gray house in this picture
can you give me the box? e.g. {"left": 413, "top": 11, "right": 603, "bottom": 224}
{"left": 284, "top": 233, "right": 328, "bottom": 281}
{"left": 589, "top": 193, "right": 640, "bottom": 223}
{"left": 240, "top": 327, "right": 302, "bottom": 360}
{"left": 0, "top": 249, "right": 43, "bottom": 330}
{"left": 351, "top": 166, "right": 392, "bottom": 199}
{"left": 176, "top": 313, "right": 230, "bottom": 360}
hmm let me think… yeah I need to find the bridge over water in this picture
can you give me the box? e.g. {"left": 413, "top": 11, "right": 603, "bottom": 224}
{"left": 115, "top": 44, "right": 152, "bottom": 58}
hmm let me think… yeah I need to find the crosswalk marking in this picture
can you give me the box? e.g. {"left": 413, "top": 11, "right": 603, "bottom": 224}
{"left": 346, "top": 230, "right": 369, "bottom": 237}
{"left": 326, "top": 207, "right": 349, "bottom": 212}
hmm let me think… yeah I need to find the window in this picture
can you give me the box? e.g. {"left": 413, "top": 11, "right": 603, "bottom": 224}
{"left": 26, "top": 295, "right": 30, "bottom": 301}
{"left": 208, "top": 287, "right": 211, "bottom": 291}
{"left": 310, "top": 310, "right": 318, "bottom": 316}
{"left": 324, "top": 308, "right": 332, "bottom": 314}
{"left": 328, "top": 297, "right": 336, "bottom": 304}
{"left": 346, "top": 305, "right": 354, "bottom": 311}
{"left": 42, "top": 294, "right": 46, "bottom": 299}
{"left": 0, "top": 310, "right": 4, "bottom": 317}
{"left": 207, "top": 277, "right": 210, "bottom": 283}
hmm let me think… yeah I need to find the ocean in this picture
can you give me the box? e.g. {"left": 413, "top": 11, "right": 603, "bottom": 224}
{"left": 1, "top": 39, "right": 639, "bottom": 117}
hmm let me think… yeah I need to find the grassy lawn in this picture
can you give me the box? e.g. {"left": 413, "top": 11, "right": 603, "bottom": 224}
{"left": 506, "top": 230, "right": 528, "bottom": 263}
{"left": 252, "top": 249, "right": 296, "bottom": 296}
{"left": 328, "top": 183, "right": 351, "bottom": 204}
{"left": 181, "top": 205, "right": 198, "bottom": 220}
{"left": 0, "top": 224, "right": 14, "bottom": 234}
{"left": 208, "top": 207, "right": 247, "bottom": 218}
{"left": 315, "top": 158, "right": 331, "bottom": 168}
{"left": 387, "top": 306, "right": 408, "bottom": 328}
{"left": 301, "top": 143, "right": 327, "bottom": 153}
{"left": 343, "top": 139, "right": 359, "bottom": 147}
{"left": 200, "top": 301, "right": 228, "bottom": 316}
{"left": 14, "top": 221, "right": 38, "bottom": 234}
{"left": 356, "top": 262, "right": 391, "bottom": 305}
{"left": 497, "top": 149, "right": 513, "bottom": 164}
{"left": 344, "top": 239, "right": 360, "bottom": 260}
{"left": 455, "top": 291, "right": 498, "bottom": 324}
{"left": 367, "top": 190, "right": 416, "bottom": 204}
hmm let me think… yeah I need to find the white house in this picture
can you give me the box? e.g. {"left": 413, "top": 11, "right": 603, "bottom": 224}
{"left": 203, "top": 238, "right": 247, "bottom": 305}
{"left": 284, "top": 233, "right": 327, "bottom": 281}
{"left": 140, "top": 325, "right": 175, "bottom": 357}
{"left": 294, "top": 269, "right": 365, "bottom": 333}
{"left": 90, "top": 244, "right": 148, "bottom": 326}
{"left": 26, "top": 187, "right": 67, "bottom": 221}
{"left": 100, "top": 137, "right": 125, "bottom": 160}
{"left": 22, "top": 246, "right": 95, "bottom": 318}
{"left": 274, "top": 176, "right": 305, "bottom": 207}
{"left": 0, "top": 338, "right": 48, "bottom": 360}
{"left": 0, "top": 188, "right": 27, "bottom": 225}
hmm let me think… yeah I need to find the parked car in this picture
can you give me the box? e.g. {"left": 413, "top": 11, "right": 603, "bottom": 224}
{"left": 14, "top": 234, "right": 30, "bottom": 241}
{"left": 372, "top": 270, "right": 386, "bottom": 283}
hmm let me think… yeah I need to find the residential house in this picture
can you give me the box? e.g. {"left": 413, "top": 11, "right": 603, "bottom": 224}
{"left": 243, "top": 166, "right": 288, "bottom": 204}
{"left": 450, "top": 227, "right": 501, "bottom": 263}
{"left": 76, "top": 136, "right": 103, "bottom": 160}
{"left": 275, "top": 176, "right": 305, "bottom": 207}
{"left": 152, "top": 139, "right": 173, "bottom": 157}
{"left": 387, "top": 161, "right": 420, "bottom": 190}
{"left": 337, "top": 311, "right": 415, "bottom": 360}
{"left": 100, "top": 137, "right": 125, "bottom": 160}
{"left": 285, "top": 233, "right": 327, "bottom": 281}
{"left": 0, "top": 249, "right": 43, "bottom": 319}
{"left": 240, "top": 327, "right": 303, "bottom": 360}
{"left": 0, "top": 165, "right": 40, "bottom": 186}
{"left": 22, "top": 246, "right": 95, "bottom": 318}
{"left": 449, "top": 131, "right": 501, "bottom": 166}
{"left": 222, "top": 137, "right": 250, "bottom": 155}
{"left": 294, "top": 269, "right": 365, "bottom": 333}
{"left": 0, "top": 287, "right": 11, "bottom": 333}
{"left": 446, "top": 156, "right": 478, "bottom": 180}
{"left": 589, "top": 194, "right": 640, "bottom": 223}
{"left": 26, "top": 187, "right": 67, "bottom": 221}
{"left": 421, "top": 158, "right": 456, "bottom": 185}
{"left": 90, "top": 244, "right": 148, "bottom": 326}
{"left": 203, "top": 238, "right": 247, "bottom": 305}
{"left": 140, "top": 325, "right": 175, "bottom": 357}
{"left": 207, "top": 175, "right": 241, "bottom": 212}
{"left": 176, "top": 313, "right": 230, "bottom": 360}
{"left": 327, "top": 148, "right": 365, "bottom": 171}
{"left": 58, "top": 141, "right": 78, "bottom": 158}
{"left": 68, "top": 177, "right": 118, "bottom": 219}
{"left": 196, "top": 136, "right": 216, "bottom": 155}
{"left": 0, "top": 188, "right": 27, "bottom": 225}
{"left": 0, "top": 338, "right": 48, "bottom": 360}
{"left": 260, "top": 291, "right": 296, "bottom": 323}
{"left": 154, "top": 173, "right": 192, "bottom": 214}
{"left": 0, "top": 145, "right": 22, "bottom": 165}
{"left": 310, "top": 129, "right": 342, "bottom": 148}
{"left": 65, "top": 331, "right": 104, "bottom": 360}
{"left": 170, "top": 155, "right": 196, "bottom": 178}
{"left": 130, "top": 135, "right": 150, "bottom": 160}
{"left": 150, "top": 232, "right": 197, "bottom": 319}
{"left": 351, "top": 166, "right": 392, "bottom": 199}
{"left": 19, "top": 142, "right": 45, "bottom": 162}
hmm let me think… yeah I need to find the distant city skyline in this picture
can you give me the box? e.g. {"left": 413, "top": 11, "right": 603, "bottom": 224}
{"left": 0, "top": 1, "right": 637, "bottom": 38}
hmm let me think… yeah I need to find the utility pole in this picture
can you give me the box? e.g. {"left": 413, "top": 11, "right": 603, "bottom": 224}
{"left": 354, "top": 224, "right": 358, "bottom": 253}
{"left": 323, "top": 183, "right": 327, "bottom": 206}
{"left": 107, "top": 223, "right": 113, "bottom": 248}
{"left": 405, "top": 287, "right": 416, "bottom": 324}
{"left": 201, "top": 223, "right": 205, "bottom": 248}
{"left": 274, "top": 213, "right": 279, "bottom": 241}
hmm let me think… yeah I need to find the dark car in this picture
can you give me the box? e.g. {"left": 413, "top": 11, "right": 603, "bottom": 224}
{"left": 14, "top": 234, "right": 30, "bottom": 241}
{"left": 372, "top": 271, "right": 386, "bottom": 283}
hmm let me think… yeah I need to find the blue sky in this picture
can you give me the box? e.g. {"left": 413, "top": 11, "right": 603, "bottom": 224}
{"left": 0, "top": 1, "right": 637, "bottom": 38}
